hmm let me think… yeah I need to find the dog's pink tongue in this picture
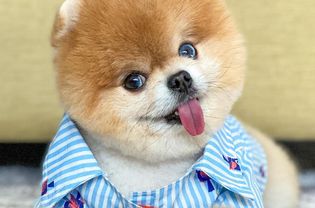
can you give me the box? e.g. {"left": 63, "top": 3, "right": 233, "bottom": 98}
{"left": 178, "top": 98, "right": 205, "bottom": 136}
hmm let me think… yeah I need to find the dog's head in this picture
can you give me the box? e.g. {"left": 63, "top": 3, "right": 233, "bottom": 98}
{"left": 52, "top": 0, "right": 245, "bottom": 161}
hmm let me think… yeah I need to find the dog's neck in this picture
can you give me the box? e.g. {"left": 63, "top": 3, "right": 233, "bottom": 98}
{"left": 84, "top": 133, "right": 201, "bottom": 196}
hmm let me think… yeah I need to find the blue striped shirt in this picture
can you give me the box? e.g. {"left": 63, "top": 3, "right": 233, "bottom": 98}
{"left": 37, "top": 114, "right": 267, "bottom": 208}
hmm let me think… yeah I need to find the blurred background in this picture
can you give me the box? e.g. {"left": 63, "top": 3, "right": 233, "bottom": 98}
{"left": 0, "top": 0, "right": 314, "bottom": 207}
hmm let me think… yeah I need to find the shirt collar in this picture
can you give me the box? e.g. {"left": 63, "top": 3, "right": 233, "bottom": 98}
{"left": 39, "top": 114, "right": 254, "bottom": 207}
{"left": 193, "top": 116, "right": 255, "bottom": 199}
{"left": 39, "top": 114, "right": 103, "bottom": 207}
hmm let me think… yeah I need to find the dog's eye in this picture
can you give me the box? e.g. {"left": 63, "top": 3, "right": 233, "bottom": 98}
{"left": 178, "top": 43, "right": 197, "bottom": 59}
{"left": 124, "top": 73, "right": 146, "bottom": 91}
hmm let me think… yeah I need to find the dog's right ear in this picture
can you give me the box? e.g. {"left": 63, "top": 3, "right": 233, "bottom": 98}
{"left": 51, "top": 0, "right": 81, "bottom": 47}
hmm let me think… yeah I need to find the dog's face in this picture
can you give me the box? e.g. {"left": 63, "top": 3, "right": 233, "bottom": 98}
{"left": 52, "top": 0, "right": 245, "bottom": 161}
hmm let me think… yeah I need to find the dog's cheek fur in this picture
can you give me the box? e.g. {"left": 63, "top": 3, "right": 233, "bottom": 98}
{"left": 200, "top": 34, "right": 246, "bottom": 132}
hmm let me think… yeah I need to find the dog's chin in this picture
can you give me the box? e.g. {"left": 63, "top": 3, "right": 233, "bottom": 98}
{"left": 83, "top": 114, "right": 221, "bottom": 163}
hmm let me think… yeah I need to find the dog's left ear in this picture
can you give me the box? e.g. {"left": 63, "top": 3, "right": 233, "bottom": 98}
{"left": 51, "top": 0, "right": 81, "bottom": 47}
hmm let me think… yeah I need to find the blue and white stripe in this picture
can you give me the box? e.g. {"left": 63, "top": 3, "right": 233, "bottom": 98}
{"left": 37, "top": 114, "right": 267, "bottom": 208}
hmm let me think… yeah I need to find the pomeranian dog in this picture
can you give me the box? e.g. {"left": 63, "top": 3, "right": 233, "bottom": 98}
{"left": 38, "top": 0, "right": 299, "bottom": 207}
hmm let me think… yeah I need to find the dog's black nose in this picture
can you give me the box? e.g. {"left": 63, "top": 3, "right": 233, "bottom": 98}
{"left": 167, "top": 70, "right": 193, "bottom": 93}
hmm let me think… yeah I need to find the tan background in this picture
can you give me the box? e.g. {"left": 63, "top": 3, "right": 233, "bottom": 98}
{"left": 0, "top": 0, "right": 314, "bottom": 142}
{"left": 229, "top": 0, "right": 315, "bottom": 140}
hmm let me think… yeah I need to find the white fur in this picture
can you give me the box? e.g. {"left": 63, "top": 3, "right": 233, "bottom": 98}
{"left": 85, "top": 134, "right": 198, "bottom": 196}
{"left": 58, "top": 0, "right": 81, "bottom": 38}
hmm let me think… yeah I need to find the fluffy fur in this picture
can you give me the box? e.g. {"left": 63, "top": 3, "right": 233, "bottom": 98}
{"left": 51, "top": 0, "right": 299, "bottom": 206}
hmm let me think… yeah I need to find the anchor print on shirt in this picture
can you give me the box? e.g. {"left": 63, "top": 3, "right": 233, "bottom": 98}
{"left": 64, "top": 192, "right": 85, "bottom": 208}
{"left": 196, "top": 170, "right": 215, "bottom": 192}
{"left": 223, "top": 155, "right": 241, "bottom": 171}
{"left": 41, "top": 179, "right": 55, "bottom": 196}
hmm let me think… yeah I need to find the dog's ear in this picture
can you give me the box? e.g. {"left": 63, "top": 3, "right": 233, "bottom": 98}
{"left": 51, "top": 0, "right": 81, "bottom": 47}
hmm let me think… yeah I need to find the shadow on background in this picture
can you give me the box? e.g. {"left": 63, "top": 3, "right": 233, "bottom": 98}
{"left": 0, "top": 142, "right": 314, "bottom": 169}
